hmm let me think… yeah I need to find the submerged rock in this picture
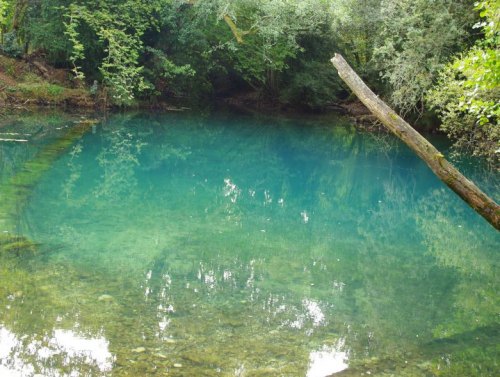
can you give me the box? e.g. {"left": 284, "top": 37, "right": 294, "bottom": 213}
{"left": 98, "top": 294, "right": 114, "bottom": 302}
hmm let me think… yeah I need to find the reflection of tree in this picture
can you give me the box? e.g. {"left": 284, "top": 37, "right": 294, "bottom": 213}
{"left": 341, "top": 180, "right": 448, "bottom": 356}
{"left": 417, "top": 188, "right": 499, "bottom": 336}
{"left": 94, "top": 128, "right": 146, "bottom": 200}
{"left": 338, "top": 172, "right": 500, "bottom": 375}
{"left": 61, "top": 142, "right": 83, "bottom": 200}
{"left": 411, "top": 187, "right": 499, "bottom": 376}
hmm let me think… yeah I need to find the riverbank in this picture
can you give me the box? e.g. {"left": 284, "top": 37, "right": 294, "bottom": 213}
{"left": 0, "top": 54, "right": 431, "bottom": 137}
{"left": 0, "top": 55, "right": 96, "bottom": 108}
{"left": 0, "top": 55, "right": 373, "bottom": 118}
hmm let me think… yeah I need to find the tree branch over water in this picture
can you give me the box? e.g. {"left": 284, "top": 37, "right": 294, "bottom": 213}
{"left": 331, "top": 53, "right": 500, "bottom": 230}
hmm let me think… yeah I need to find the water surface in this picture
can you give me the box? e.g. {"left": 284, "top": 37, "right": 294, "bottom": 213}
{"left": 0, "top": 111, "right": 498, "bottom": 376}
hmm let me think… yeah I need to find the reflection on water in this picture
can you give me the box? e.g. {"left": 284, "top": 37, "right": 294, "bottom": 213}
{"left": 0, "top": 325, "right": 113, "bottom": 377}
{"left": 0, "top": 111, "right": 498, "bottom": 376}
{"left": 307, "top": 340, "right": 349, "bottom": 377}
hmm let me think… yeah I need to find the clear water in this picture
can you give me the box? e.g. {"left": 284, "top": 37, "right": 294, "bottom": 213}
{"left": 0, "top": 111, "right": 498, "bottom": 377}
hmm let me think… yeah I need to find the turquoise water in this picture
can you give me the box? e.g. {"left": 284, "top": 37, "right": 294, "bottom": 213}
{"left": 0, "top": 111, "right": 498, "bottom": 376}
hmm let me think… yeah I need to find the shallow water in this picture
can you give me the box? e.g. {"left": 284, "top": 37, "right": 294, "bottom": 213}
{"left": 0, "top": 111, "right": 498, "bottom": 377}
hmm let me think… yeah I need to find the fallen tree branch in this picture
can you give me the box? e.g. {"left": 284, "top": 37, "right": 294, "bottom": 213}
{"left": 331, "top": 53, "right": 499, "bottom": 230}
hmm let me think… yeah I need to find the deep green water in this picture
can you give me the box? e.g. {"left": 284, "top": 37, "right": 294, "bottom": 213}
{"left": 0, "top": 111, "right": 498, "bottom": 377}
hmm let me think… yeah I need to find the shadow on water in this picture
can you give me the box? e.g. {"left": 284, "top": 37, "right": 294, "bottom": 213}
{"left": 0, "top": 111, "right": 498, "bottom": 376}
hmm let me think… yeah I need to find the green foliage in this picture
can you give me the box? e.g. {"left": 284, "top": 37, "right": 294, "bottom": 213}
{"left": 428, "top": 0, "right": 499, "bottom": 164}
{"left": 63, "top": 8, "right": 85, "bottom": 80}
{"left": 145, "top": 47, "right": 194, "bottom": 81}
{"left": 372, "top": 0, "right": 474, "bottom": 115}
{"left": 330, "top": 0, "right": 381, "bottom": 75}
{"left": 0, "top": 0, "right": 20, "bottom": 56}
{"left": 17, "top": 83, "right": 64, "bottom": 97}
{"left": 142, "top": 46, "right": 195, "bottom": 97}
{"left": 281, "top": 61, "right": 342, "bottom": 110}
{"left": 0, "top": 0, "right": 497, "bottom": 168}
{"left": 60, "top": 1, "right": 162, "bottom": 105}
{"left": 98, "top": 28, "right": 146, "bottom": 104}
{"left": 191, "top": 0, "right": 334, "bottom": 96}
{"left": 46, "top": 83, "right": 64, "bottom": 96}
{"left": 0, "top": 0, "right": 12, "bottom": 31}
{"left": 1, "top": 30, "right": 21, "bottom": 57}
{"left": 22, "top": 1, "right": 72, "bottom": 64}
{"left": 11, "top": 82, "right": 89, "bottom": 105}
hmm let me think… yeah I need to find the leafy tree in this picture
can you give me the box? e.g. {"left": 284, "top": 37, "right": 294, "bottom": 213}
{"left": 21, "top": 1, "right": 71, "bottom": 63}
{"left": 0, "top": 0, "right": 11, "bottom": 38}
{"left": 191, "top": 0, "right": 334, "bottom": 97}
{"left": 133, "top": 1, "right": 221, "bottom": 100}
{"left": 280, "top": 27, "right": 344, "bottom": 110}
{"left": 371, "top": 0, "right": 474, "bottom": 115}
{"left": 141, "top": 46, "right": 195, "bottom": 98}
{"left": 428, "top": 0, "right": 499, "bottom": 164}
{"left": 330, "top": 0, "right": 382, "bottom": 77}
{"left": 61, "top": 0, "right": 197, "bottom": 104}
{"left": 62, "top": 1, "right": 165, "bottom": 104}
{"left": 0, "top": 0, "right": 20, "bottom": 56}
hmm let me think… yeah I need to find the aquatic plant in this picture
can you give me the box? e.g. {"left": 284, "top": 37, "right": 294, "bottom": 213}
{"left": 0, "top": 234, "right": 37, "bottom": 255}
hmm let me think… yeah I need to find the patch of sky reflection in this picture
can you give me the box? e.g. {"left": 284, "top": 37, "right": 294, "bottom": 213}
{"left": 0, "top": 325, "right": 113, "bottom": 377}
{"left": 307, "top": 340, "right": 349, "bottom": 377}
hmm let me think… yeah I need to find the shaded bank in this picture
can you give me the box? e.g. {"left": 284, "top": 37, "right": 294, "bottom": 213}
{"left": 0, "top": 55, "right": 95, "bottom": 108}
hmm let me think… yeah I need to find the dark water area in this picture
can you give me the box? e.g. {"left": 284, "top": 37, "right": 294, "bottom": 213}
{"left": 0, "top": 111, "right": 498, "bottom": 376}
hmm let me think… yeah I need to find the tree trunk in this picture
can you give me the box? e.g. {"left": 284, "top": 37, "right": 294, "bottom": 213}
{"left": 331, "top": 53, "right": 500, "bottom": 230}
